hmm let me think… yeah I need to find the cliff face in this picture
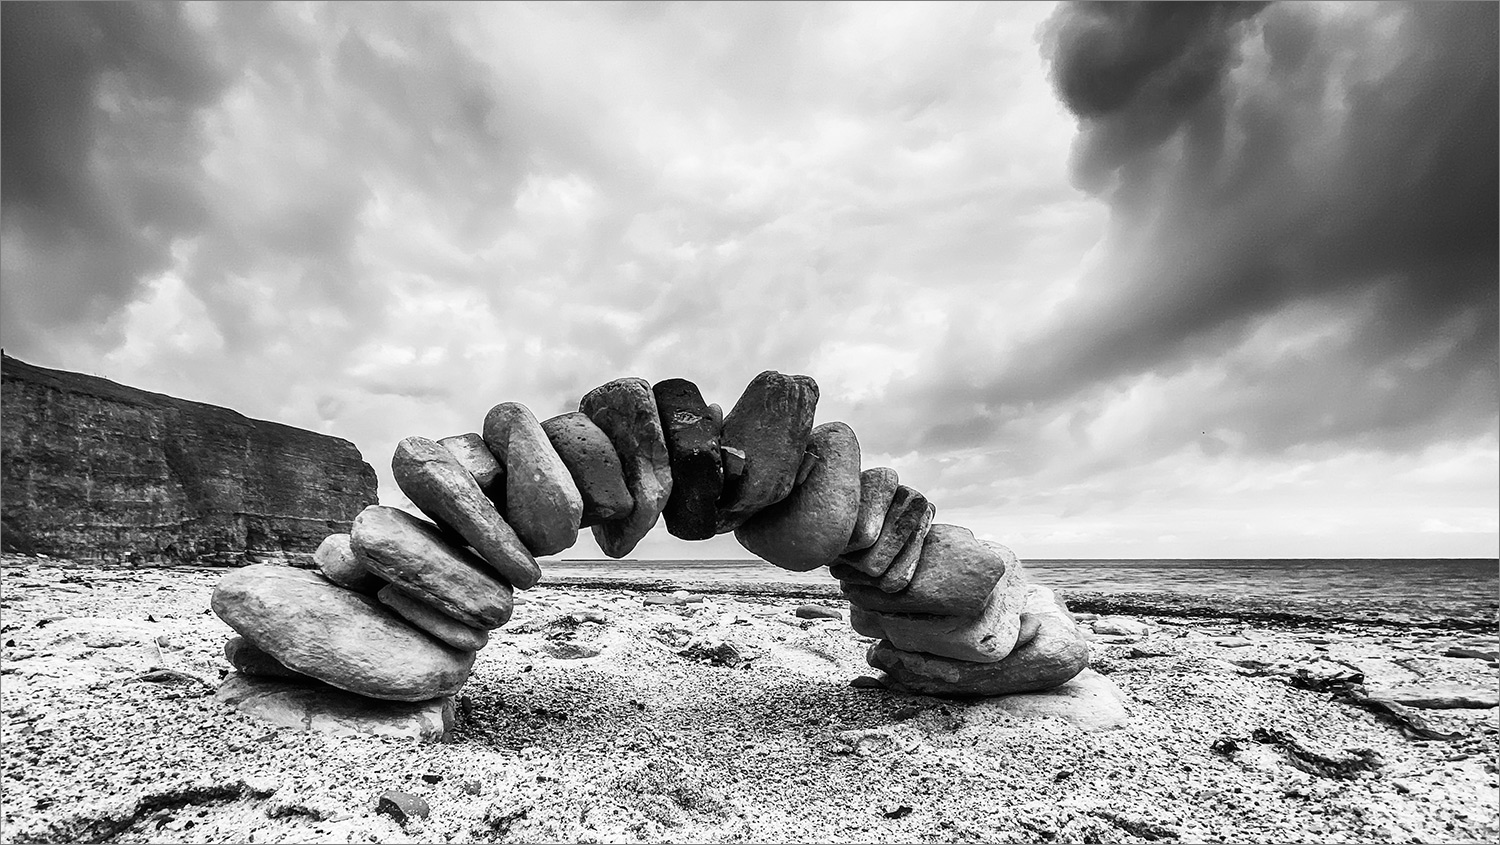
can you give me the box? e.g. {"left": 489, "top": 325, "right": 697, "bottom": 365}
{"left": 1, "top": 355, "right": 378, "bottom": 567}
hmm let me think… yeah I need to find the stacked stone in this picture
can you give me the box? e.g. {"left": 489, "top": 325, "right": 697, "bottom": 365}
{"left": 210, "top": 370, "right": 1086, "bottom": 702}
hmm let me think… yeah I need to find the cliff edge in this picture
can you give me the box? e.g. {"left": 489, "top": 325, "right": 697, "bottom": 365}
{"left": 1, "top": 354, "right": 378, "bottom": 566}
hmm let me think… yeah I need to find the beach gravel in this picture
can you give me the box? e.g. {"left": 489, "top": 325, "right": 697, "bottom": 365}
{"left": 2, "top": 554, "right": 1497, "bottom": 843}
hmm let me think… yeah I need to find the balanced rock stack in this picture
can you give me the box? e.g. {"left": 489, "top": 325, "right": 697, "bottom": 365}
{"left": 210, "top": 371, "right": 1087, "bottom": 706}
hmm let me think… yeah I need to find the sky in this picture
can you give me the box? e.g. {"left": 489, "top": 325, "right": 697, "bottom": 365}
{"left": 2, "top": 1, "right": 1496, "bottom": 561}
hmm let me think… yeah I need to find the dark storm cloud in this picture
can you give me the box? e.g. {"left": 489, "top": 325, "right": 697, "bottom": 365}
{"left": 1, "top": 1, "right": 225, "bottom": 350}
{"left": 905, "top": 1, "right": 1498, "bottom": 458}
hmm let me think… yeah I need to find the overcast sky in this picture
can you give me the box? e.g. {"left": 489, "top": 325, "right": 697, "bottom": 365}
{"left": 3, "top": 1, "right": 1496, "bottom": 560}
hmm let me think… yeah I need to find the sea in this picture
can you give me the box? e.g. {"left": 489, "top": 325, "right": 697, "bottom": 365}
{"left": 539, "top": 557, "right": 1500, "bottom": 630}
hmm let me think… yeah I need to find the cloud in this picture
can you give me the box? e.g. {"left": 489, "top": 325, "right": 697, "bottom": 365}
{"left": 2, "top": 2, "right": 1493, "bottom": 558}
{"left": 893, "top": 2, "right": 1496, "bottom": 466}
{"left": 1, "top": 1, "right": 227, "bottom": 354}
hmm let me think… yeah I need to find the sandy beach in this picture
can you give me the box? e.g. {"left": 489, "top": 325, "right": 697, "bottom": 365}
{"left": 2, "top": 555, "right": 1496, "bottom": 844}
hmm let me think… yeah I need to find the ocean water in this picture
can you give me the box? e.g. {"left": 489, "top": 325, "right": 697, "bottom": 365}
{"left": 539, "top": 557, "right": 1500, "bottom": 628}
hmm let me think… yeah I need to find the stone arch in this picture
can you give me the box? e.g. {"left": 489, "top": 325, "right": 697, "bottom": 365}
{"left": 211, "top": 371, "right": 1089, "bottom": 706}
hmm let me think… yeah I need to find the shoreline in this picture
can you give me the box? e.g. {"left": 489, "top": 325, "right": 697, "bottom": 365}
{"left": 2, "top": 558, "right": 1497, "bottom": 843}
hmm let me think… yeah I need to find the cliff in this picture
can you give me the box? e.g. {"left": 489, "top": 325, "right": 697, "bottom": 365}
{"left": 1, "top": 354, "right": 378, "bottom": 566}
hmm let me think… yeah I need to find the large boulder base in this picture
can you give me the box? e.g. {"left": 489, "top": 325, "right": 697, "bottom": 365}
{"left": 735, "top": 421, "right": 861, "bottom": 571}
{"left": 217, "top": 674, "right": 458, "bottom": 742}
{"left": 483, "top": 402, "right": 583, "bottom": 556}
{"left": 350, "top": 505, "right": 514, "bottom": 629}
{"left": 864, "top": 584, "right": 1089, "bottom": 696}
{"left": 390, "top": 436, "right": 540, "bottom": 590}
{"left": 579, "top": 378, "right": 674, "bottom": 558}
{"left": 211, "top": 565, "right": 475, "bottom": 702}
{"left": 714, "top": 371, "right": 819, "bottom": 533}
{"left": 653, "top": 378, "right": 723, "bottom": 541}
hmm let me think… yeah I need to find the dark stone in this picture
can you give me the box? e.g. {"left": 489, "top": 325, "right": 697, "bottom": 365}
{"left": 540, "top": 412, "right": 633, "bottom": 527}
{"left": 224, "top": 635, "right": 314, "bottom": 682}
{"left": 652, "top": 378, "right": 723, "bottom": 541}
{"left": 0, "top": 354, "right": 377, "bottom": 566}
{"left": 376, "top": 790, "right": 431, "bottom": 823}
{"left": 390, "top": 436, "right": 540, "bottom": 590}
{"left": 482, "top": 402, "right": 583, "bottom": 556}
{"left": 832, "top": 486, "right": 930, "bottom": 578}
{"left": 350, "top": 505, "right": 514, "bottom": 629}
{"left": 714, "top": 371, "right": 818, "bottom": 533}
{"left": 843, "top": 468, "right": 899, "bottom": 554}
{"left": 735, "top": 422, "right": 861, "bottom": 570}
{"left": 795, "top": 604, "right": 844, "bottom": 620}
{"left": 579, "top": 378, "right": 673, "bottom": 558}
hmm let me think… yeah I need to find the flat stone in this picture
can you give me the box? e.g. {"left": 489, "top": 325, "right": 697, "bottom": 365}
{"left": 843, "top": 526, "right": 1014, "bottom": 616}
{"left": 211, "top": 565, "right": 475, "bottom": 701}
{"left": 1376, "top": 684, "right": 1499, "bottom": 710}
{"left": 390, "top": 436, "right": 540, "bottom": 590}
{"left": 874, "top": 501, "right": 936, "bottom": 592}
{"left": 850, "top": 675, "right": 887, "bottom": 689}
{"left": 652, "top": 378, "right": 723, "bottom": 540}
{"left": 714, "top": 371, "right": 819, "bottom": 533}
{"left": 982, "top": 670, "right": 1129, "bottom": 730}
{"left": 1093, "top": 616, "right": 1152, "bottom": 637}
{"left": 315, "top": 533, "right": 383, "bottom": 594}
{"left": 438, "top": 433, "right": 504, "bottom": 500}
{"left": 849, "top": 560, "right": 1029, "bottom": 663}
{"left": 540, "top": 412, "right": 634, "bottom": 527}
{"left": 224, "top": 635, "right": 313, "bottom": 681}
{"left": 483, "top": 402, "right": 583, "bottom": 556}
{"left": 378, "top": 585, "right": 489, "bottom": 651}
{"left": 351, "top": 505, "right": 513, "bottom": 630}
{"left": 864, "top": 584, "right": 1089, "bottom": 696}
{"left": 217, "top": 674, "right": 456, "bottom": 742}
{"left": 795, "top": 604, "right": 844, "bottom": 620}
{"left": 735, "top": 422, "right": 862, "bottom": 571}
{"left": 580, "top": 378, "right": 674, "bottom": 558}
{"left": 1444, "top": 646, "right": 1500, "bottom": 661}
{"left": 842, "top": 468, "right": 899, "bottom": 554}
{"left": 831, "top": 487, "right": 930, "bottom": 578}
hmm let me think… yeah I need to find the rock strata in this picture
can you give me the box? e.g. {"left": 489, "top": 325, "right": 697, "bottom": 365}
{"left": 1, "top": 354, "right": 377, "bottom": 566}
{"left": 653, "top": 378, "right": 724, "bottom": 540}
{"left": 714, "top": 371, "right": 819, "bottom": 533}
